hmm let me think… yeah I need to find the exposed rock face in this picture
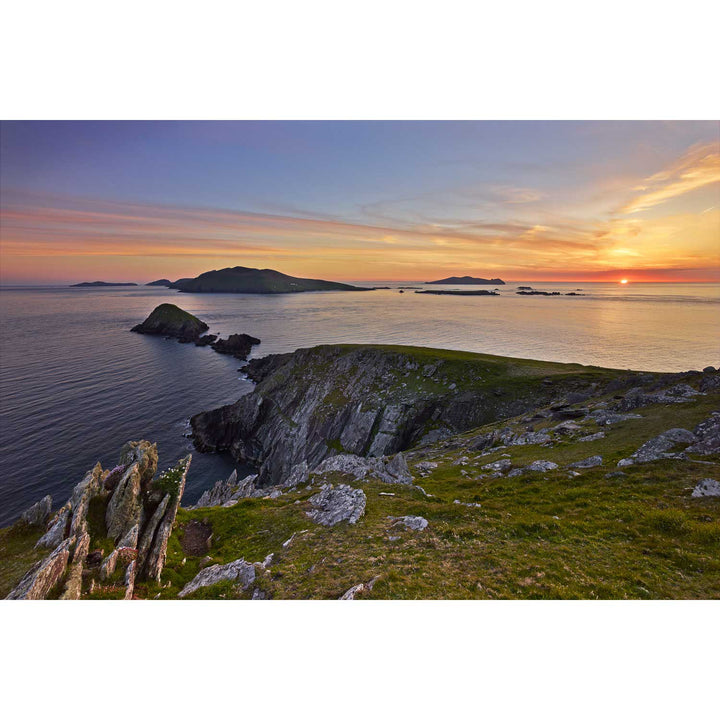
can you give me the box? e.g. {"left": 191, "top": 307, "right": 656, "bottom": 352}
{"left": 211, "top": 333, "right": 261, "bottom": 360}
{"left": 619, "top": 384, "right": 702, "bottom": 411}
{"left": 8, "top": 441, "right": 189, "bottom": 599}
{"left": 131, "top": 303, "right": 209, "bottom": 341}
{"left": 191, "top": 345, "right": 613, "bottom": 488}
{"left": 306, "top": 484, "right": 366, "bottom": 527}
{"left": 19, "top": 495, "right": 52, "bottom": 527}
{"left": 692, "top": 479, "right": 720, "bottom": 498}
{"left": 191, "top": 470, "right": 267, "bottom": 508}
{"left": 178, "top": 558, "right": 256, "bottom": 598}
{"left": 7, "top": 537, "right": 74, "bottom": 599}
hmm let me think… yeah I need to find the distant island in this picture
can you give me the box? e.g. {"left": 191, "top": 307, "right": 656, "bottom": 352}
{"left": 426, "top": 275, "right": 505, "bottom": 285}
{"left": 70, "top": 281, "right": 138, "bottom": 287}
{"left": 416, "top": 289, "right": 499, "bottom": 296}
{"left": 172, "top": 266, "right": 372, "bottom": 294}
{"left": 146, "top": 279, "right": 173, "bottom": 287}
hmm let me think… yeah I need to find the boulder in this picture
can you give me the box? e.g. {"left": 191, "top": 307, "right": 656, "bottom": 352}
{"left": 481, "top": 459, "right": 512, "bottom": 473}
{"left": 578, "top": 432, "right": 605, "bottom": 443}
{"left": 691, "top": 479, "right": 720, "bottom": 498}
{"left": 618, "top": 428, "right": 697, "bottom": 466}
{"left": 525, "top": 460, "right": 559, "bottom": 472}
{"left": 312, "top": 452, "right": 413, "bottom": 484}
{"left": 19, "top": 495, "right": 52, "bottom": 527}
{"left": 306, "top": 484, "right": 366, "bottom": 527}
{"left": 569, "top": 455, "right": 603, "bottom": 469}
{"left": 178, "top": 558, "right": 256, "bottom": 598}
{"left": 389, "top": 515, "right": 428, "bottom": 531}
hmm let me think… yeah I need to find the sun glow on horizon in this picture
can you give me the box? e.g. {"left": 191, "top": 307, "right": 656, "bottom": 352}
{"left": 620, "top": 278, "right": 629, "bottom": 284}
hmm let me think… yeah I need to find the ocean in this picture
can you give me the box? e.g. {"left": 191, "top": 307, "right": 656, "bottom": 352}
{"left": 0, "top": 281, "right": 718, "bottom": 525}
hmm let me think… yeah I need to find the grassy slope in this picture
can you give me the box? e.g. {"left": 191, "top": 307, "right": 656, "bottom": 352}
{"left": 2, "top": 347, "right": 718, "bottom": 599}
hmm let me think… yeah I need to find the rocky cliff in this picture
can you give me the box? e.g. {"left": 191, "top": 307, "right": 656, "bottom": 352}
{"left": 190, "top": 344, "right": 638, "bottom": 486}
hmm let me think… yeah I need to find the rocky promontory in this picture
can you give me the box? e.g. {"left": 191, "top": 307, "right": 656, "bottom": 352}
{"left": 71, "top": 281, "right": 138, "bottom": 287}
{"left": 131, "top": 303, "right": 209, "bottom": 341}
{"left": 146, "top": 279, "right": 173, "bottom": 287}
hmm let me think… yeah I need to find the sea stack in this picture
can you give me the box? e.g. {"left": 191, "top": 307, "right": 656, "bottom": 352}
{"left": 131, "top": 304, "right": 209, "bottom": 342}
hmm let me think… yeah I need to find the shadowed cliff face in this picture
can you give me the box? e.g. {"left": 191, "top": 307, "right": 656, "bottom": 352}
{"left": 190, "top": 344, "right": 632, "bottom": 486}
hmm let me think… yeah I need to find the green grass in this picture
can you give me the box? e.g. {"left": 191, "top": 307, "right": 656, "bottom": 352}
{"left": 0, "top": 524, "right": 46, "bottom": 598}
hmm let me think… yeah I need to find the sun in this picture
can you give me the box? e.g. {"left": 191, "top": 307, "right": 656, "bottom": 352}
{"left": 619, "top": 278, "right": 629, "bottom": 284}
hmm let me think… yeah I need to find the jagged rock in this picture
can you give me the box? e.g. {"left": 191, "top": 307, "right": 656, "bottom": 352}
{"left": 699, "top": 373, "right": 720, "bottom": 392}
{"left": 69, "top": 463, "right": 102, "bottom": 536}
{"left": 124, "top": 560, "right": 136, "bottom": 600}
{"left": 117, "top": 524, "right": 139, "bottom": 550}
{"left": 60, "top": 526, "right": 90, "bottom": 600}
{"left": 7, "top": 537, "right": 74, "bottom": 599}
{"left": 579, "top": 431, "right": 605, "bottom": 443}
{"left": 306, "top": 484, "right": 366, "bottom": 526}
{"left": 136, "top": 495, "right": 169, "bottom": 568}
{"left": 19, "top": 495, "right": 52, "bottom": 527}
{"left": 178, "top": 558, "right": 256, "bottom": 598}
{"left": 481, "top": 459, "right": 512, "bottom": 473}
{"left": 119, "top": 440, "right": 158, "bottom": 485}
{"left": 569, "top": 455, "right": 603, "bottom": 469}
{"left": 312, "top": 452, "right": 413, "bottom": 484}
{"left": 36, "top": 504, "right": 71, "bottom": 549}
{"left": 686, "top": 412, "right": 720, "bottom": 455}
{"left": 106, "top": 465, "right": 142, "bottom": 542}
{"left": 193, "top": 470, "right": 263, "bottom": 508}
{"left": 339, "top": 576, "right": 379, "bottom": 600}
{"left": 389, "top": 515, "right": 428, "bottom": 531}
{"left": 691, "top": 479, "right": 720, "bottom": 498}
{"left": 142, "top": 456, "right": 190, "bottom": 581}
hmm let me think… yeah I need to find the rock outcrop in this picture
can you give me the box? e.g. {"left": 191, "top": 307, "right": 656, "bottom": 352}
{"left": 178, "top": 558, "right": 256, "bottom": 598}
{"left": 389, "top": 515, "right": 428, "bottom": 531}
{"left": 7, "top": 441, "right": 190, "bottom": 599}
{"left": 306, "top": 484, "right": 366, "bottom": 526}
{"left": 617, "top": 428, "right": 697, "bottom": 466}
{"left": 691, "top": 479, "right": 720, "bottom": 498}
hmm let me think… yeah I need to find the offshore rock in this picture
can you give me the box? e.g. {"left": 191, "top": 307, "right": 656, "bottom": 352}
{"left": 211, "top": 333, "right": 261, "bottom": 360}
{"left": 306, "top": 484, "right": 366, "bottom": 527}
{"left": 178, "top": 558, "right": 256, "bottom": 598}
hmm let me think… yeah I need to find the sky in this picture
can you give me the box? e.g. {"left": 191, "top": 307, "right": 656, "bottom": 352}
{"left": 1, "top": 120, "right": 718, "bottom": 284}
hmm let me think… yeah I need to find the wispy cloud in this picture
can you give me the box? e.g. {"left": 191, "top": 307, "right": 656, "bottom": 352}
{"left": 620, "top": 142, "right": 720, "bottom": 214}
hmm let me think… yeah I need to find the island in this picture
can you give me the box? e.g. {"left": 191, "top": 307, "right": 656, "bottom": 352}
{"left": 425, "top": 275, "right": 505, "bottom": 285}
{"left": 146, "top": 279, "right": 173, "bottom": 287}
{"left": 70, "top": 281, "right": 138, "bottom": 287}
{"left": 415, "top": 289, "right": 499, "bottom": 296}
{"left": 131, "top": 303, "right": 209, "bottom": 341}
{"left": 172, "top": 266, "right": 372, "bottom": 294}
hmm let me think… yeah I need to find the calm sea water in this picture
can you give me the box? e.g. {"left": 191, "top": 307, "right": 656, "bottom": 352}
{"left": 1, "top": 281, "right": 718, "bottom": 525}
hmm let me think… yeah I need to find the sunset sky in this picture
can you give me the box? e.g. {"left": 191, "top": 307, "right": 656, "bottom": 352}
{"left": 1, "top": 120, "right": 718, "bottom": 284}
